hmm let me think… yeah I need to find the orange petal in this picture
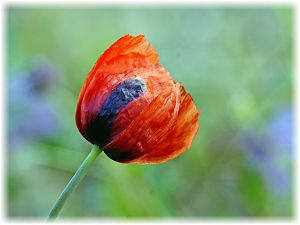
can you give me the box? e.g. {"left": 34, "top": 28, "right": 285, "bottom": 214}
{"left": 107, "top": 65, "right": 174, "bottom": 138}
{"left": 96, "top": 34, "right": 159, "bottom": 66}
{"left": 133, "top": 85, "right": 200, "bottom": 164}
{"left": 103, "top": 82, "right": 181, "bottom": 162}
{"left": 76, "top": 53, "right": 153, "bottom": 137}
{"left": 78, "top": 55, "right": 173, "bottom": 136}
{"left": 76, "top": 34, "right": 159, "bottom": 135}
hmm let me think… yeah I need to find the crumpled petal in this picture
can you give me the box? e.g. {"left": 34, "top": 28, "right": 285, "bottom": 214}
{"left": 104, "top": 83, "right": 199, "bottom": 163}
{"left": 76, "top": 35, "right": 159, "bottom": 136}
{"left": 103, "top": 82, "right": 179, "bottom": 161}
{"left": 133, "top": 86, "right": 200, "bottom": 163}
{"left": 96, "top": 34, "right": 159, "bottom": 65}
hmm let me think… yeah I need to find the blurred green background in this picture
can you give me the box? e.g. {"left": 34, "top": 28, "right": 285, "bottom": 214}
{"left": 7, "top": 6, "right": 293, "bottom": 218}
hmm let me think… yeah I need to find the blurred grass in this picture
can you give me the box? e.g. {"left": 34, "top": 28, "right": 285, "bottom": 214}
{"left": 7, "top": 6, "right": 293, "bottom": 218}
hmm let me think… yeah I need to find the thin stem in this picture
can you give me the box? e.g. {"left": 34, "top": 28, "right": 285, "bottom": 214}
{"left": 47, "top": 145, "right": 102, "bottom": 220}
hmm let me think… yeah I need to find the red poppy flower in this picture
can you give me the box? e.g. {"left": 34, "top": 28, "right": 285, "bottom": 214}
{"left": 76, "top": 34, "right": 200, "bottom": 164}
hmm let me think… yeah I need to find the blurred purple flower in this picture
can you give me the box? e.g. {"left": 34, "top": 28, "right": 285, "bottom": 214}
{"left": 8, "top": 59, "right": 61, "bottom": 149}
{"left": 267, "top": 107, "right": 293, "bottom": 153}
{"left": 240, "top": 106, "right": 292, "bottom": 195}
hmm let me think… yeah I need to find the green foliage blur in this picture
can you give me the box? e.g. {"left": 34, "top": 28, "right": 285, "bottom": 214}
{"left": 7, "top": 6, "right": 293, "bottom": 218}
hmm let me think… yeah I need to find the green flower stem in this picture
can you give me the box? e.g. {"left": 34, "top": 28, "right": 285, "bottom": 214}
{"left": 47, "top": 145, "right": 102, "bottom": 220}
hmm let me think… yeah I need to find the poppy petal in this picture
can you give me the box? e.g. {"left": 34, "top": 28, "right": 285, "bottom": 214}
{"left": 76, "top": 53, "right": 152, "bottom": 139}
{"left": 132, "top": 85, "right": 200, "bottom": 163}
{"left": 104, "top": 82, "right": 181, "bottom": 162}
{"left": 76, "top": 34, "right": 158, "bottom": 136}
{"left": 96, "top": 34, "right": 159, "bottom": 65}
{"left": 77, "top": 54, "right": 172, "bottom": 141}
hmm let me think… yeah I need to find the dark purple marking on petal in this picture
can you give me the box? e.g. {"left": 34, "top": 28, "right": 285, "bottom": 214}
{"left": 85, "top": 77, "right": 146, "bottom": 147}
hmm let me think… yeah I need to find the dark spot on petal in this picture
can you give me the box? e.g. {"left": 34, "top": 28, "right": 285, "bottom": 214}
{"left": 85, "top": 78, "right": 146, "bottom": 147}
{"left": 104, "top": 147, "right": 145, "bottom": 163}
